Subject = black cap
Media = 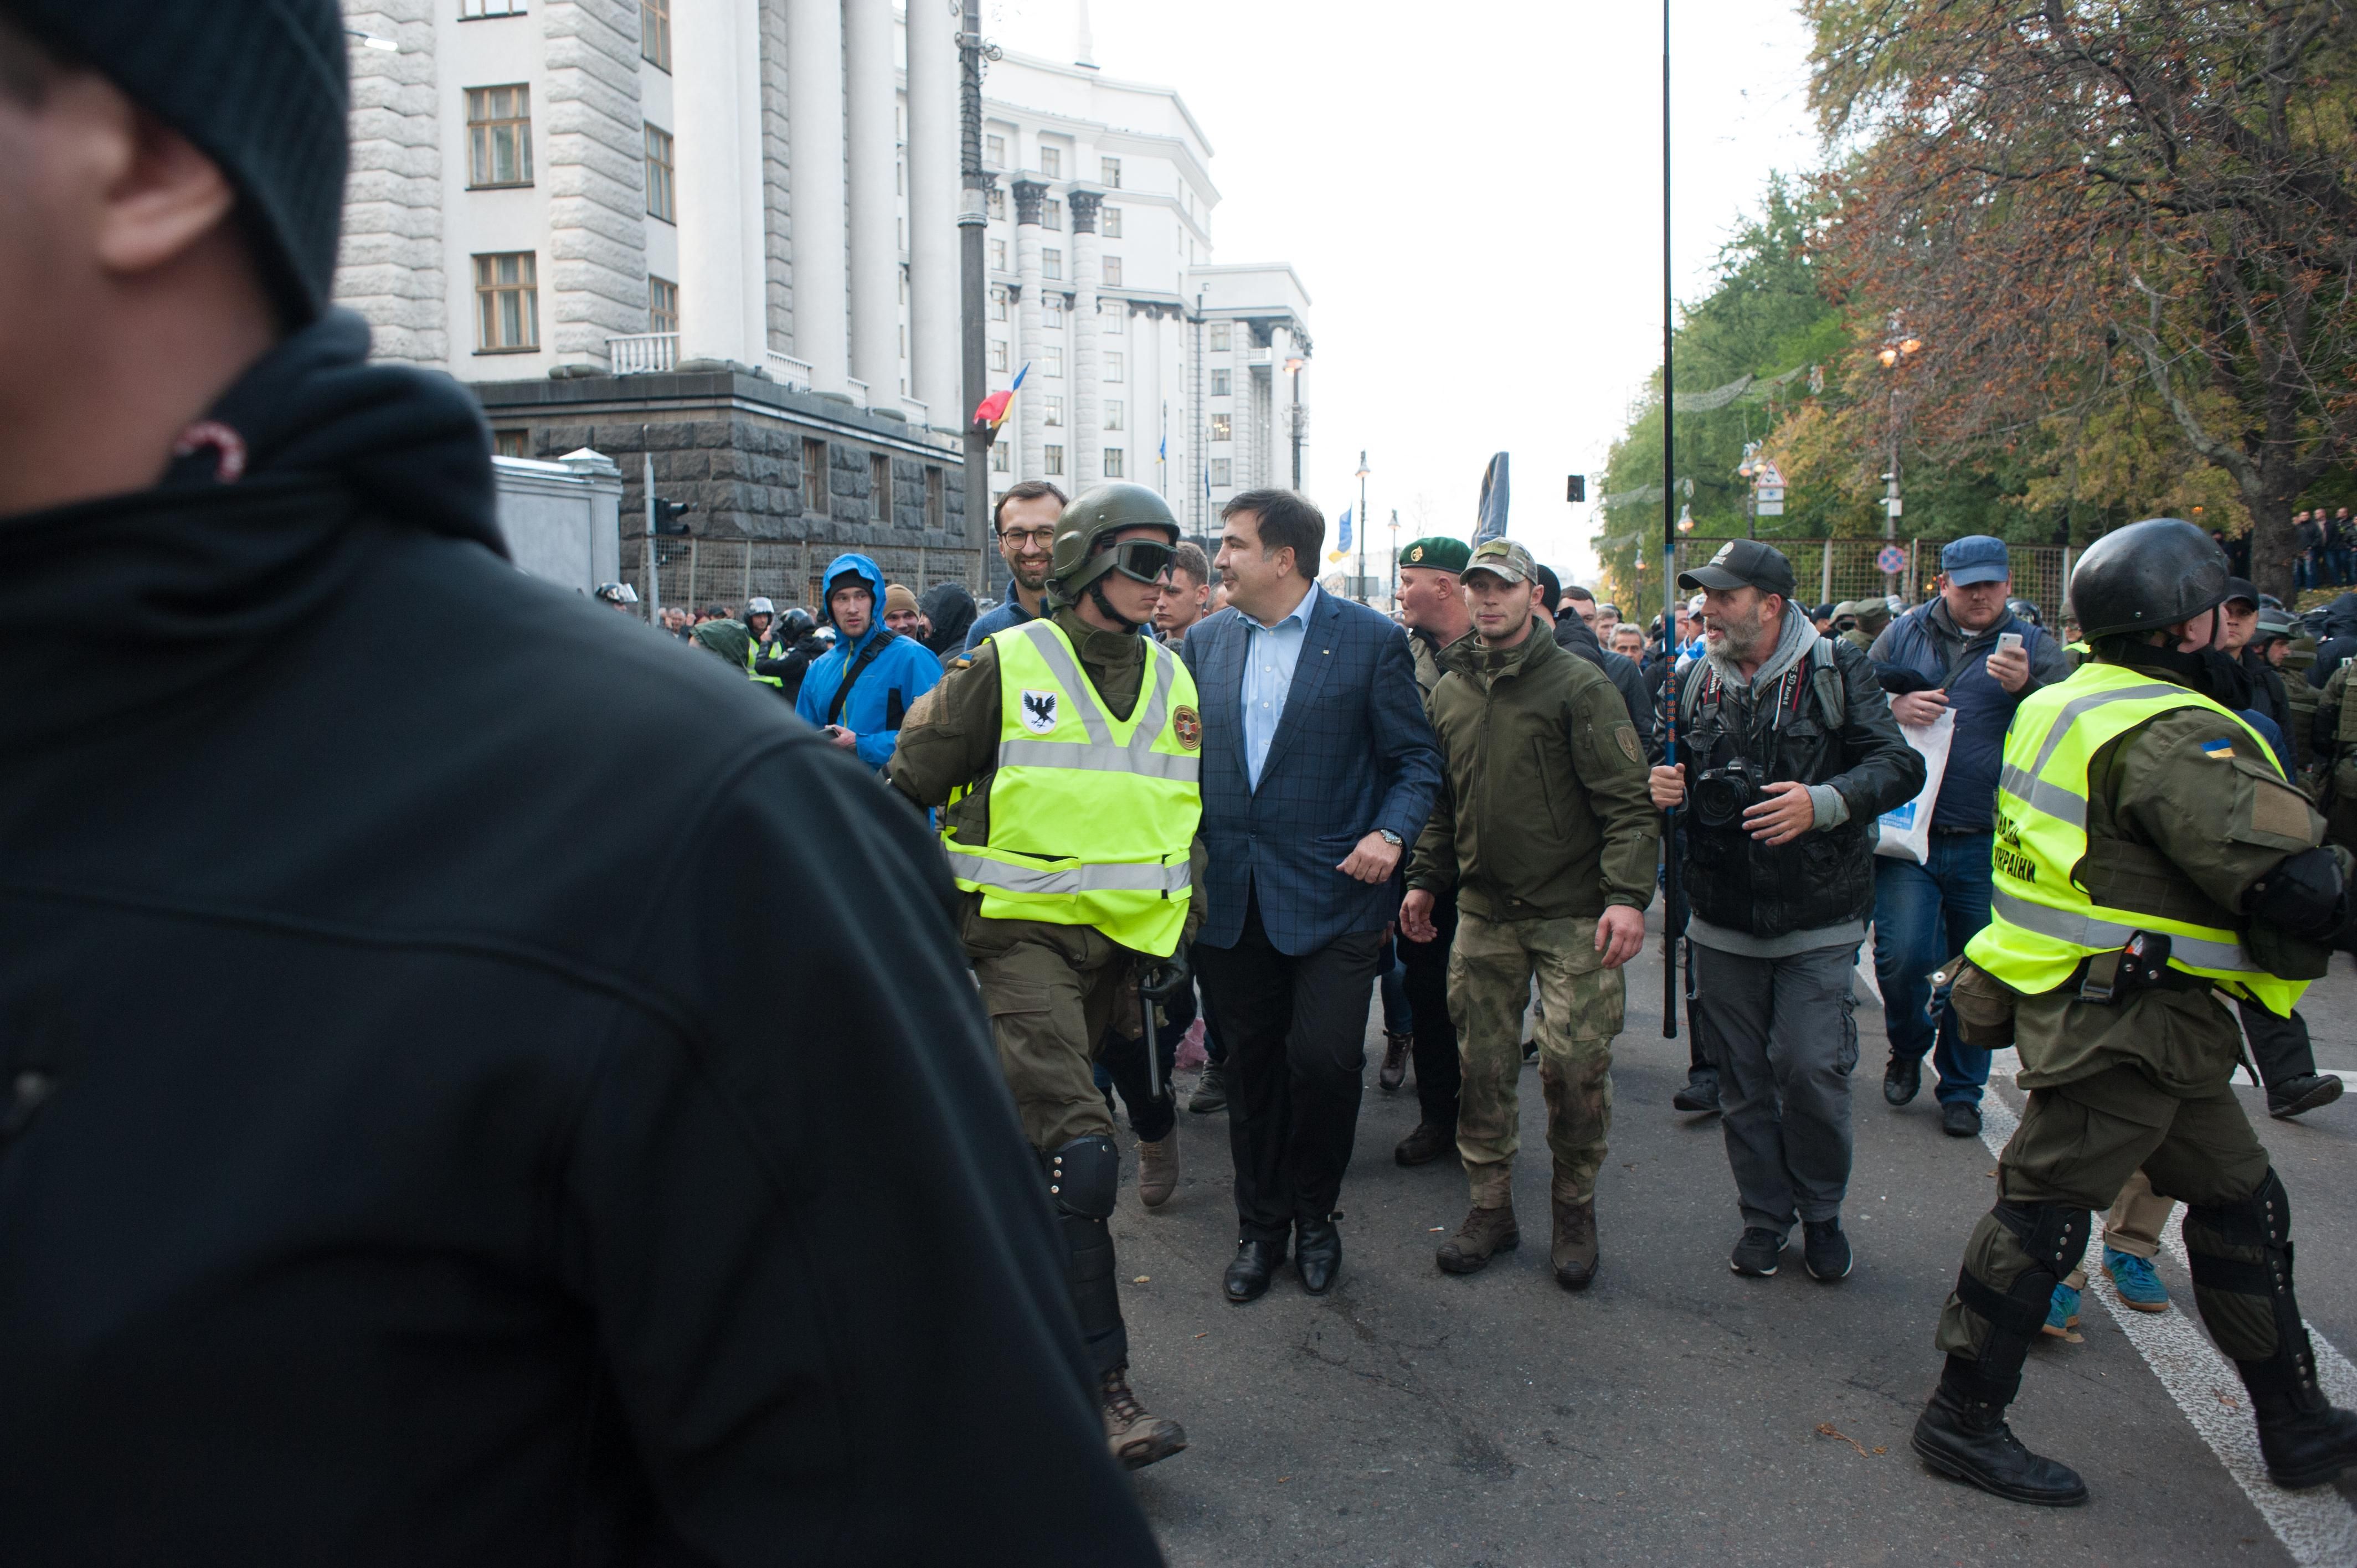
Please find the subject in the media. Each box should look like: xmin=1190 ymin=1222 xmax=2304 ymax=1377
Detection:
xmin=2222 ymin=577 xmax=2259 ymax=609
xmin=1678 ymin=538 xmax=1798 ymax=599
xmin=6 ymin=0 xmax=352 ymax=324
xmin=1530 ymin=563 xmax=1562 ymax=610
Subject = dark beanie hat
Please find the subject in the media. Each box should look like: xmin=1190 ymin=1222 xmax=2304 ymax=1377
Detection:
xmin=3 ymin=0 xmax=351 ymax=323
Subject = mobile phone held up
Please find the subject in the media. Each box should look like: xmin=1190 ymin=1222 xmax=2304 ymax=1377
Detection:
xmin=1996 ymin=632 xmax=2024 ymax=656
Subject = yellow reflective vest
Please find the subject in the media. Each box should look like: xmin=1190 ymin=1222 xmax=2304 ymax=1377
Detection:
xmin=745 ymin=636 xmax=783 ymax=690
xmin=1965 ymin=661 xmax=2308 ymax=1017
xmin=942 ymin=619 xmax=1203 ymax=957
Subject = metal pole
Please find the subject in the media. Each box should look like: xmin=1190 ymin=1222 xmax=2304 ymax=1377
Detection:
xmin=1388 ymin=509 xmax=1399 ymax=610
xmin=1356 ymin=450 xmax=1368 ymax=604
xmin=643 ymin=446 xmax=662 ymax=625
xmin=958 ymin=0 xmax=993 ymax=599
xmin=1288 ymin=368 xmax=1303 ymax=489
xmin=1659 ymin=0 xmax=1680 ymax=1041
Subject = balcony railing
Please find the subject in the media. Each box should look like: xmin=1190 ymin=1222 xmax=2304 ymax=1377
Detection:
xmin=847 ymin=376 xmax=871 ymax=408
xmin=606 ymin=332 xmax=679 ymax=374
xmin=900 ymin=395 xmax=931 ymax=426
xmin=765 ymin=351 xmax=815 ymax=390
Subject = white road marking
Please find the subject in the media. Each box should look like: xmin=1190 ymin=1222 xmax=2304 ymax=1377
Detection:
xmin=1978 ymin=1053 xmax=2357 ymax=1562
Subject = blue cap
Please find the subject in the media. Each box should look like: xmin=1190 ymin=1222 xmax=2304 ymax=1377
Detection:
xmin=1941 ymin=535 xmax=2011 ymax=586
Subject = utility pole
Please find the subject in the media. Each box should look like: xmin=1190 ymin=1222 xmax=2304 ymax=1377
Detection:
xmin=958 ymin=0 xmax=996 ymax=598
xmin=1658 ymin=0 xmax=1681 ymax=1042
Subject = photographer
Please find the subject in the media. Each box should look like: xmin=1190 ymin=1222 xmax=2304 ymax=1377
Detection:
xmin=1647 ymin=541 xmax=1924 ymax=1283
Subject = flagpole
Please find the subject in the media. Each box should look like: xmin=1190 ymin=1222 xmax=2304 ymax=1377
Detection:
xmin=1659 ymin=0 xmax=1681 ymax=1041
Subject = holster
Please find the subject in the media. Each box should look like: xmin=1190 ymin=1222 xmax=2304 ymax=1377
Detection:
xmin=1941 ymin=957 xmax=2018 ymax=1049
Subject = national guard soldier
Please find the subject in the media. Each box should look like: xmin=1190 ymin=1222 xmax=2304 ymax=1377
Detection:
xmin=1914 ymin=518 xmax=2357 ymax=1504
xmin=888 ymin=483 xmax=1205 ymax=1470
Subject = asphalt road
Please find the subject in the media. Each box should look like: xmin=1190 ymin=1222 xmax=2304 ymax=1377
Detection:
xmin=1109 ymin=909 xmax=2357 ymax=1567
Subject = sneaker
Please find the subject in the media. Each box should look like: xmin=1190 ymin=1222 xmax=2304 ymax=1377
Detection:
xmin=2103 ymin=1245 xmax=2169 ymax=1311
xmin=1884 ymin=1053 xmax=1922 ymax=1107
xmin=1186 ymin=1064 xmax=1228 ymax=1116
xmin=1803 ymin=1219 xmax=1852 ymax=1282
xmin=1671 ymin=1075 xmax=1721 ymax=1114
xmin=2042 ymin=1282 xmax=2082 ymax=1338
xmin=1730 ymin=1226 xmax=1786 ymax=1277
xmin=1942 ymin=1100 xmax=1983 ymax=1139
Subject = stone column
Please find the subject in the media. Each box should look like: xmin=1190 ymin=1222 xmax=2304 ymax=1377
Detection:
xmin=904 ymin=0 xmax=960 ymax=421
xmin=543 ymin=0 xmax=650 ymax=370
xmin=1069 ymin=188 xmax=1103 ymax=490
xmin=1012 ymin=177 xmax=1047 ymax=482
xmin=674 ymin=0 xmax=761 ymax=364
xmin=843 ymin=0 xmax=898 ymax=405
xmin=785 ymin=0 xmax=850 ymax=393
xmin=335 ymin=0 xmax=444 ymax=366
xmin=1267 ymin=326 xmax=1291 ymax=491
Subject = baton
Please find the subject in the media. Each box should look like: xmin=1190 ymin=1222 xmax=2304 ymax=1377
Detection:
xmin=1141 ymin=971 xmax=1170 ymax=1108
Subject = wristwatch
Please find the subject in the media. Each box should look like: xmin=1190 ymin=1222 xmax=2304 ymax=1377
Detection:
xmin=1378 ymin=829 xmax=1403 ymax=847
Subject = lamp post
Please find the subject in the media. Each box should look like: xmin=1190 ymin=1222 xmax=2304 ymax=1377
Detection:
xmin=1354 ymin=450 xmax=1370 ymax=604
xmin=1284 ymin=352 xmax=1307 ymax=489
xmin=1876 ymin=333 xmax=1922 ymax=597
xmin=959 ymin=1 xmax=1000 ymax=601
xmin=1387 ymin=509 xmax=1400 ymax=611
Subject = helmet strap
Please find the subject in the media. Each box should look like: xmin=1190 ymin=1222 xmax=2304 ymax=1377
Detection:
xmin=1086 ymin=576 xmax=1146 ymax=631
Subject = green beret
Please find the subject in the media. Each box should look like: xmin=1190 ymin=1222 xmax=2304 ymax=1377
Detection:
xmin=1398 ymin=537 xmax=1471 ymax=572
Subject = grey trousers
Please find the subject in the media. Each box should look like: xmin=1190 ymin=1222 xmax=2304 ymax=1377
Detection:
xmin=1690 ymin=940 xmax=1860 ymax=1232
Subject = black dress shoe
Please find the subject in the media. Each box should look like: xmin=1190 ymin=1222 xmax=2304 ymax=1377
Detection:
xmin=1884 ymin=1053 xmax=1922 ymax=1107
xmin=1295 ymin=1218 xmax=1342 ymax=1295
xmin=1223 ymin=1238 xmax=1284 ymax=1304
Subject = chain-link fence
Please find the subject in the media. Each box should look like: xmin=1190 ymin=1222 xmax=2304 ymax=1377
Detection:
xmin=619 ymin=537 xmax=987 ymax=616
xmin=1671 ymin=538 xmax=2074 ymax=620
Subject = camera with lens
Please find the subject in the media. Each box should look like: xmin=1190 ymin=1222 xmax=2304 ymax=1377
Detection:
xmin=1691 ymin=758 xmax=1760 ymax=828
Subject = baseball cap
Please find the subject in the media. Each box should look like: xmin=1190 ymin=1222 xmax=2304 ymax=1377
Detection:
xmin=1464 ymin=539 xmax=1535 ymax=585
xmin=1398 ymin=537 xmax=1471 ymax=572
xmin=2222 ymin=577 xmax=2259 ymax=610
xmin=1530 ymin=563 xmax=1563 ymax=609
xmin=1940 ymin=535 xmax=2011 ymax=586
xmin=1677 ymin=538 xmax=1797 ymax=597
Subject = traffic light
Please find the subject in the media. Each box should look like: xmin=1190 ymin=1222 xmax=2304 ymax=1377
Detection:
xmin=1566 ymin=474 xmax=1587 ymax=503
xmin=652 ymin=497 xmax=694 ymax=535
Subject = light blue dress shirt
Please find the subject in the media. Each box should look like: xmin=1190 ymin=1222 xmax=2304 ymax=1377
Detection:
xmin=1240 ymin=581 xmax=1321 ymax=790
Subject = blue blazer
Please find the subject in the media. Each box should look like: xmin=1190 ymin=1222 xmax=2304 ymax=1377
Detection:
xmin=1182 ymin=592 xmax=1441 ymax=956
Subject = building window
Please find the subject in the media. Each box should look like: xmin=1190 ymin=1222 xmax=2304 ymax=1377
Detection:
xmin=1102 ymin=448 xmax=1125 ymax=478
xmin=1210 ymin=412 xmax=1232 ymax=442
xmin=1210 ymin=321 xmax=1231 ymax=352
xmin=472 ymin=251 xmax=539 ymax=351
xmin=1046 ymin=345 xmax=1064 ymax=377
xmin=1101 ymin=156 xmax=1122 ymax=187
xmin=1044 ymin=395 xmax=1063 ymax=427
xmin=644 ymin=123 xmax=676 ymax=222
xmin=461 ymin=0 xmax=526 ymax=17
xmin=1104 ymin=352 xmax=1123 ymax=383
xmin=646 ymin=276 xmax=678 ymax=334
xmin=492 ymin=429 xmax=530 ymax=456
xmin=465 ymin=86 xmax=533 ymax=187
xmin=1039 ymin=145 xmax=1061 ymax=178
xmin=1103 ymin=306 xmax=1123 ymax=335
xmin=985 ymin=133 xmax=1006 ymax=167
xmin=990 ymin=238 xmax=1008 ymax=271
xmin=989 ymin=285 xmax=1007 ymax=322
xmin=989 ymin=340 xmax=1008 ymax=373
xmin=1210 ymin=458 xmax=1232 ymax=487
xmin=1102 ymin=205 xmax=1123 ymax=239
xmin=1044 ymin=291 xmax=1063 ymax=319
xmin=925 ymin=466 xmax=945 ymax=529
xmin=992 ymin=443 xmax=1011 ymax=473
xmin=987 ymin=187 xmax=1005 ymax=220
xmin=1044 ymin=445 xmax=1065 ymax=476
xmin=641 ymin=0 xmax=671 ymax=70
xmin=1044 ymin=198 xmax=1063 ymax=231
xmin=871 ymin=453 xmax=891 ymax=518
xmin=1102 ymin=256 xmax=1124 ymax=288
xmin=1210 ymin=368 xmax=1231 ymax=396
xmin=1043 ymin=248 xmax=1062 ymax=281
xmin=802 ymin=439 xmax=828 ymax=514
xmin=1104 ymin=400 xmax=1123 ymax=431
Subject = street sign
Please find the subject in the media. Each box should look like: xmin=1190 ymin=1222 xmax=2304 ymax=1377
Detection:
xmin=1885 ymin=496 xmax=1905 ymax=519
xmin=1876 ymin=544 xmax=1907 ymax=575
xmin=1752 ymin=460 xmax=1785 ymax=488
xmin=1756 ymin=500 xmax=1784 ymax=516
xmin=1755 ymin=485 xmax=1785 ymax=503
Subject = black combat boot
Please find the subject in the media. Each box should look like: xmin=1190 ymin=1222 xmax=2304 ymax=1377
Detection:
xmin=1912 ymin=1355 xmax=2088 ymax=1506
xmin=2239 ymin=1355 xmax=2357 ymax=1489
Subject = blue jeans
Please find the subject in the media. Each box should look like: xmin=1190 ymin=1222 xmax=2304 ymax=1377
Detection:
xmin=1872 ymin=831 xmax=1994 ymax=1106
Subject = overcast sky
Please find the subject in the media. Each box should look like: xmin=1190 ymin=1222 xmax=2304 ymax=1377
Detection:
xmin=985 ymin=0 xmax=1822 ymax=595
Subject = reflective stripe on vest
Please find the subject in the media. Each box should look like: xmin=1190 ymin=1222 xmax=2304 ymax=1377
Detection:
xmin=745 ymin=637 xmax=783 ymax=689
xmin=943 ymin=618 xmax=1202 ymax=957
xmin=1963 ymin=661 xmax=2306 ymax=1016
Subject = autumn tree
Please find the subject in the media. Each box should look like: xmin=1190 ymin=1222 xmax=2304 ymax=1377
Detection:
xmin=1804 ymin=0 xmax=2357 ymax=599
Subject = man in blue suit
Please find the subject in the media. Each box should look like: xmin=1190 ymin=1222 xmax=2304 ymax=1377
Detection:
xmin=1182 ymin=490 xmax=1442 ymax=1303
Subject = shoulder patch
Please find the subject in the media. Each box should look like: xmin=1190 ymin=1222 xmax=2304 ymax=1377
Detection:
xmin=2200 ymin=739 xmax=2236 ymax=760
xmin=1614 ymin=724 xmax=1643 ymax=765
xmin=949 ymin=654 xmax=974 ymax=672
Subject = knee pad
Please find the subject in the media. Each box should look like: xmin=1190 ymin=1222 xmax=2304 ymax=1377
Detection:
xmin=2186 ymin=1169 xmax=2304 ymax=1366
xmin=1957 ymin=1202 xmax=2091 ymax=1343
xmin=1044 ymin=1133 xmax=1120 ymax=1220
xmin=2186 ymin=1167 xmax=2291 ymax=1255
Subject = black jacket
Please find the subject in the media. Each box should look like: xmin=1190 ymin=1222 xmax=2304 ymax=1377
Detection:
xmin=1552 ymin=613 xmax=1654 ymax=751
xmin=0 ymin=312 xmax=1156 ymax=1565
xmin=1660 ymin=628 xmax=1924 ymax=938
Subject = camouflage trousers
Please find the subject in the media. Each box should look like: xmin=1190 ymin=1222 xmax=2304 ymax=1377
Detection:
xmin=1448 ymin=910 xmax=1624 ymax=1209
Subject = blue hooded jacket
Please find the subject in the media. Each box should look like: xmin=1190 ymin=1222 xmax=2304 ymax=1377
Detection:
xmin=794 ymin=552 xmax=943 ymax=770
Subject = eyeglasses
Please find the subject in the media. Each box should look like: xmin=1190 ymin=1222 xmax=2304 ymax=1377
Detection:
xmin=1000 ymin=527 xmax=1057 ymax=549
xmin=1100 ymin=538 xmax=1176 ymax=584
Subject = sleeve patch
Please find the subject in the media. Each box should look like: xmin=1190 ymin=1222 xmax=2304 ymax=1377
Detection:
xmin=2200 ymin=739 xmax=2236 ymax=759
xmin=1614 ymin=724 xmax=1643 ymax=765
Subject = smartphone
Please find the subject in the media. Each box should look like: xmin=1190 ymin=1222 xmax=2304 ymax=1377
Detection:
xmin=1996 ymin=632 xmax=2024 ymax=656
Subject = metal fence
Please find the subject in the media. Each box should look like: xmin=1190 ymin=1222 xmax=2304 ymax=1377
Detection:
xmin=619 ymin=537 xmax=987 ymax=616
xmin=1671 ymin=538 xmax=2075 ymax=620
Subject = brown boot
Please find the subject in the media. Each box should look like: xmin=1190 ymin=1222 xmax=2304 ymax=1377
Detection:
xmin=1102 ymin=1366 xmax=1187 ymax=1469
xmin=1436 ymin=1203 xmax=1519 ymax=1275
xmin=1395 ymin=1120 xmax=1452 ymax=1167
xmin=1378 ymin=1030 xmax=1412 ymax=1092
xmin=1136 ymin=1133 xmax=1179 ymax=1209
xmin=1551 ymin=1195 xmax=1599 ymax=1291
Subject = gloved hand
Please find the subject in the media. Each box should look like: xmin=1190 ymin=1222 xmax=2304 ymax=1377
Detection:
xmin=1139 ymin=950 xmax=1191 ymax=1005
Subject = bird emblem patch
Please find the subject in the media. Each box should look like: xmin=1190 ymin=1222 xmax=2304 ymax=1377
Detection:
xmin=1173 ymin=705 xmax=1202 ymax=750
xmin=1019 ymin=689 xmax=1059 ymax=734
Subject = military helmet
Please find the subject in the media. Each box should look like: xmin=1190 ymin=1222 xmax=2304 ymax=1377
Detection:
xmin=2005 ymin=596 xmax=2042 ymax=627
xmin=2068 ymin=517 xmax=2229 ymax=641
xmin=2254 ymin=606 xmax=2298 ymax=643
xmin=1048 ymin=483 xmax=1182 ymax=604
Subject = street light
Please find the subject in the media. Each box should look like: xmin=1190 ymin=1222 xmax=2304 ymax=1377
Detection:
xmin=1354 ymin=451 xmax=1370 ymax=604
xmin=1284 ymin=350 xmax=1306 ymax=489
xmin=1877 ymin=333 xmax=1924 ymax=594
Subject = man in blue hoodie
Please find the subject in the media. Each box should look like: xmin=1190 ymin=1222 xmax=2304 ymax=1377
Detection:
xmin=796 ymin=552 xmax=943 ymax=770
